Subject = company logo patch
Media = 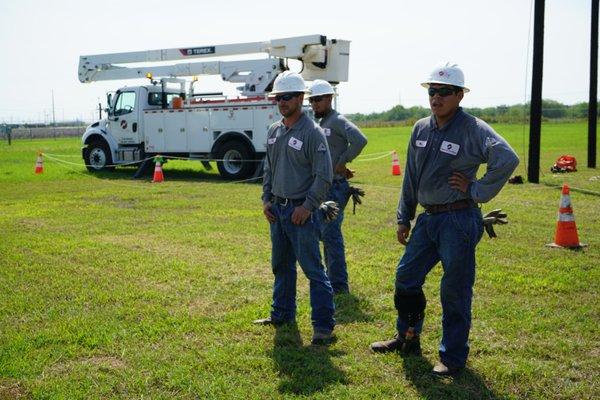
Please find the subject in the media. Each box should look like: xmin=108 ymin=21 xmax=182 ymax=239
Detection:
xmin=268 ymin=138 xmax=277 ymax=145
xmin=416 ymin=140 xmax=427 ymax=148
xmin=323 ymin=128 xmax=331 ymax=136
xmin=288 ymin=137 xmax=303 ymax=151
xmin=440 ymin=140 xmax=460 ymax=156
xmin=317 ymin=143 xmax=327 ymax=152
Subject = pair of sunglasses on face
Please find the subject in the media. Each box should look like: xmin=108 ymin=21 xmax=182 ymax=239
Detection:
xmin=274 ymin=92 xmax=302 ymax=102
xmin=428 ymin=87 xmax=459 ymax=97
xmin=308 ymin=95 xmax=326 ymax=103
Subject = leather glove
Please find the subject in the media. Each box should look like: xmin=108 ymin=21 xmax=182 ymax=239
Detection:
xmin=482 ymin=209 xmax=508 ymax=238
xmin=319 ymin=201 xmax=340 ymax=222
xmin=348 ymin=186 xmax=365 ymax=215
xmin=344 ymin=168 xmax=355 ymax=179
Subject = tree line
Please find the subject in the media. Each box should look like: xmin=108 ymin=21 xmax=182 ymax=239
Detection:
xmin=346 ymin=100 xmax=597 ymax=126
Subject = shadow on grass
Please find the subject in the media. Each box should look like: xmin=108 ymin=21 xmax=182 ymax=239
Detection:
xmin=400 ymin=355 xmax=506 ymax=400
xmin=270 ymin=323 xmax=347 ymax=396
xmin=83 ymin=165 xmax=261 ymax=184
xmin=334 ymin=292 xmax=374 ymax=324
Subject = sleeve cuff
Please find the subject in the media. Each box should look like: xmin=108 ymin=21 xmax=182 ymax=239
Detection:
xmin=302 ymin=200 xmax=316 ymax=212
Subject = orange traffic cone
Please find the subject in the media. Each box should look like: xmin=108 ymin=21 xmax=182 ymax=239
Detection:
xmin=34 ymin=152 xmax=44 ymax=174
xmin=546 ymin=184 xmax=586 ymax=249
xmin=152 ymin=157 xmax=164 ymax=183
xmin=391 ymin=151 xmax=401 ymax=176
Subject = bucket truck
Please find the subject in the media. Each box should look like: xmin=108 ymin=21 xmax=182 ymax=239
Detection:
xmin=78 ymin=35 xmax=350 ymax=179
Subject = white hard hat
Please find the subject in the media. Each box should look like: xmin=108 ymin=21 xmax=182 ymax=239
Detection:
xmin=421 ymin=63 xmax=470 ymax=92
xmin=307 ymin=79 xmax=335 ymax=98
xmin=269 ymin=71 xmax=308 ymax=95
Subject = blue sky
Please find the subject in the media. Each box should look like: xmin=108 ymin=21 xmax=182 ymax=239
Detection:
xmin=0 ymin=0 xmax=596 ymax=123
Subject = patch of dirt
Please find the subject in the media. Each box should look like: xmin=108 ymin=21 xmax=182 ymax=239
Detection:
xmin=46 ymin=355 xmax=126 ymax=375
xmin=0 ymin=380 xmax=29 ymax=400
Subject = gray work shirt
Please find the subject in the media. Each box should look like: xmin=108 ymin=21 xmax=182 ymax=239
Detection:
xmin=262 ymin=113 xmax=333 ymax=211
xmin=397 ymin=108 xmax=519 ymax=227
xmin=319 ymin=110 xmax=368 ymax=179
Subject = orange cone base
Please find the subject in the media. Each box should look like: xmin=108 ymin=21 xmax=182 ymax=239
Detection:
xmin=545 ymin=242 xmax=587 ymax=250
xmin=152 ymin=172 xmax=164 ymax=183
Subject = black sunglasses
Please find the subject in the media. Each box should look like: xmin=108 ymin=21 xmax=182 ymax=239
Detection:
xmin=308 ymin=95 xmax=326 ymax=103
xmin=428 ymin=87 xmax=458 ymax=97
xmin=274 ymin=92 xmax=302 ymax=102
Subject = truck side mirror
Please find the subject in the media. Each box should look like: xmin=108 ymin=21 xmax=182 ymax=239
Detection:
xmin=106 ymin=93 xmax=113 ymax=116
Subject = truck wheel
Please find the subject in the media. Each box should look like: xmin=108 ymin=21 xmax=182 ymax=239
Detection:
xmin=216 ymin=141 xmax=255 ymax=180
xmin=84 ymin=140 xmax=114 ymax=172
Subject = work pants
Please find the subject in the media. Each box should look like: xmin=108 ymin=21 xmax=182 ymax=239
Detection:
xmin=395 ymin=207 xmax=484 ymax=368
xmin=269 ymin=202 xmax=336 ymax=333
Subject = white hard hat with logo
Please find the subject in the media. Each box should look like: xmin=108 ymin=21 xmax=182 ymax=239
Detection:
xmin=269 ymin=71 xmax=308 ymax=95
xmin=307 ymin=79 xmax=336 ymax=98
xmin=421 ymin=63 xmax=470 ymax=92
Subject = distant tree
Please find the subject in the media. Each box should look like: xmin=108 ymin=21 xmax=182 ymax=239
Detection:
xmin=346 ymin=99 xmax=595 ymax=125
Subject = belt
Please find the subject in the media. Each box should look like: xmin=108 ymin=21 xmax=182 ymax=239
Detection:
xmin=272 ymin=196 xmax=305 ymax=206
xmin=423 ymin=199 xmax=476 ymax=214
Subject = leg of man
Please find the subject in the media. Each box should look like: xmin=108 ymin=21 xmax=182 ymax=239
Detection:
xmin=269 ymin=203 xmax=298 ymax=323
xmin=395 ymin=213 xmax=440 ymax=336
xmin=371 ymin=213 xmax=439 ymax=353
xmin=435 ymin=208 xmax=484 ymax=369
xmin=288 ymin=212 xmax=335 ymax=333
xmin=320 ymin=179 xmax=350 ymax=294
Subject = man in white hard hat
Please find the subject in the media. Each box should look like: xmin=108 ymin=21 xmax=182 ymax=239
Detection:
xmin=307 ymin=79 xmax=368 ymax=294
xmin=370 ymin=63 xmax=519 ymax=376
xmin=255 ymin=71 xmax=336 ymax=344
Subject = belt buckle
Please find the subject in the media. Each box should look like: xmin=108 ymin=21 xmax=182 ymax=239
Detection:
xmin=280 ymin=198 xmax=289 ymax=206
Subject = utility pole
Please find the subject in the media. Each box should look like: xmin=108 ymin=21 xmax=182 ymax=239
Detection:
xmin=528 ymin=0 xmax=545 ymax=183
xmin=52 ymin=90 xmax=57 ymax=139
xmin=589 ymin=0 xmax=598 ymax=168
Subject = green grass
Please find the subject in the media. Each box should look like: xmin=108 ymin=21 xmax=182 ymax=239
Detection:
xmin=0 ymin=121 xmax=599 ymax=399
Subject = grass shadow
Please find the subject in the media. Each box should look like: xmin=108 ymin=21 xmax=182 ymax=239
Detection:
xmin=270 ymin=323 xmax=347 ymax=395
xmin=400 ymin=355 xmax=507 ymax=400
xmin=85 ymin=164 xmax=261 ymax=184
xmin=334 ymin=292 xmax=374 ymax=324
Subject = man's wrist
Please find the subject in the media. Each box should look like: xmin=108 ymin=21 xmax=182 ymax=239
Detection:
xmin=301 ymin=201 xmax=315 ymax=212
xmin=397 ymin=220 xmax=411 ymax=229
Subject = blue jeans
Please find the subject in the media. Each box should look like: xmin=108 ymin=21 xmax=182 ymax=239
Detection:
xmin=317 ymin=179 xmax=350 ymax=293
xmin=269 ymin=202 xmax=335 ymax=332
xmin=395 ymin=207 xmax=484 ymax=368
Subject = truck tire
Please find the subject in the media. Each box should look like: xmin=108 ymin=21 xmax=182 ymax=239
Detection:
xmin=84 ymin=140 xmax=114 ymax=172
xmin=216 ymin=141 xmax=256 ymax=180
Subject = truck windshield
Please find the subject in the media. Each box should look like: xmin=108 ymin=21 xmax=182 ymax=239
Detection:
xmin=148 ymin=93 xmax=180 ymax=106
xmin=113 ymin=92 xmax=136 ymax=116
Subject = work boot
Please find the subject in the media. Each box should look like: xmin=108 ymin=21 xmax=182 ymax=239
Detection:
xmin=311 ymin=330 xmax=336 ymax=345
xmin=252 ymin=316 xmax=290 ymax=327
xmin=370 ymin=333 xmax=421 ymax=355
xmin=432 ymin=361 xmax=462 ymax=376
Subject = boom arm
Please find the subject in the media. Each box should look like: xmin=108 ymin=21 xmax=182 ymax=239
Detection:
xmin=78 ymin=35 xmax=350 ymax=95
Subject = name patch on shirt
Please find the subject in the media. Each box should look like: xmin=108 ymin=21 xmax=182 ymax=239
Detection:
xmin=267 ymin=138 xmax=277 ymax=145
xmin=440 ymin=141 xmax=460 ymax=156
xmin=416 ymin=140 xmax=427 ymax=148
xmin=323 ymin=128 xmax=331 ymax=136
xmin=288 ymin=137 xmax=303 ymax=150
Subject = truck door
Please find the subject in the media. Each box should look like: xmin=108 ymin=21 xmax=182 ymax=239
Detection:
xmin=109 ymin=90 xmax=139 ymax=145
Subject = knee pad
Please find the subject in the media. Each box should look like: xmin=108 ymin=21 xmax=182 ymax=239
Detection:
xmin=394 ymin=290 xmax=426 ymax=327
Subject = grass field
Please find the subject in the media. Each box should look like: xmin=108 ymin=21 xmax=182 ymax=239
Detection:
xmin=1 ymin=121 xmax=599 ymax=399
